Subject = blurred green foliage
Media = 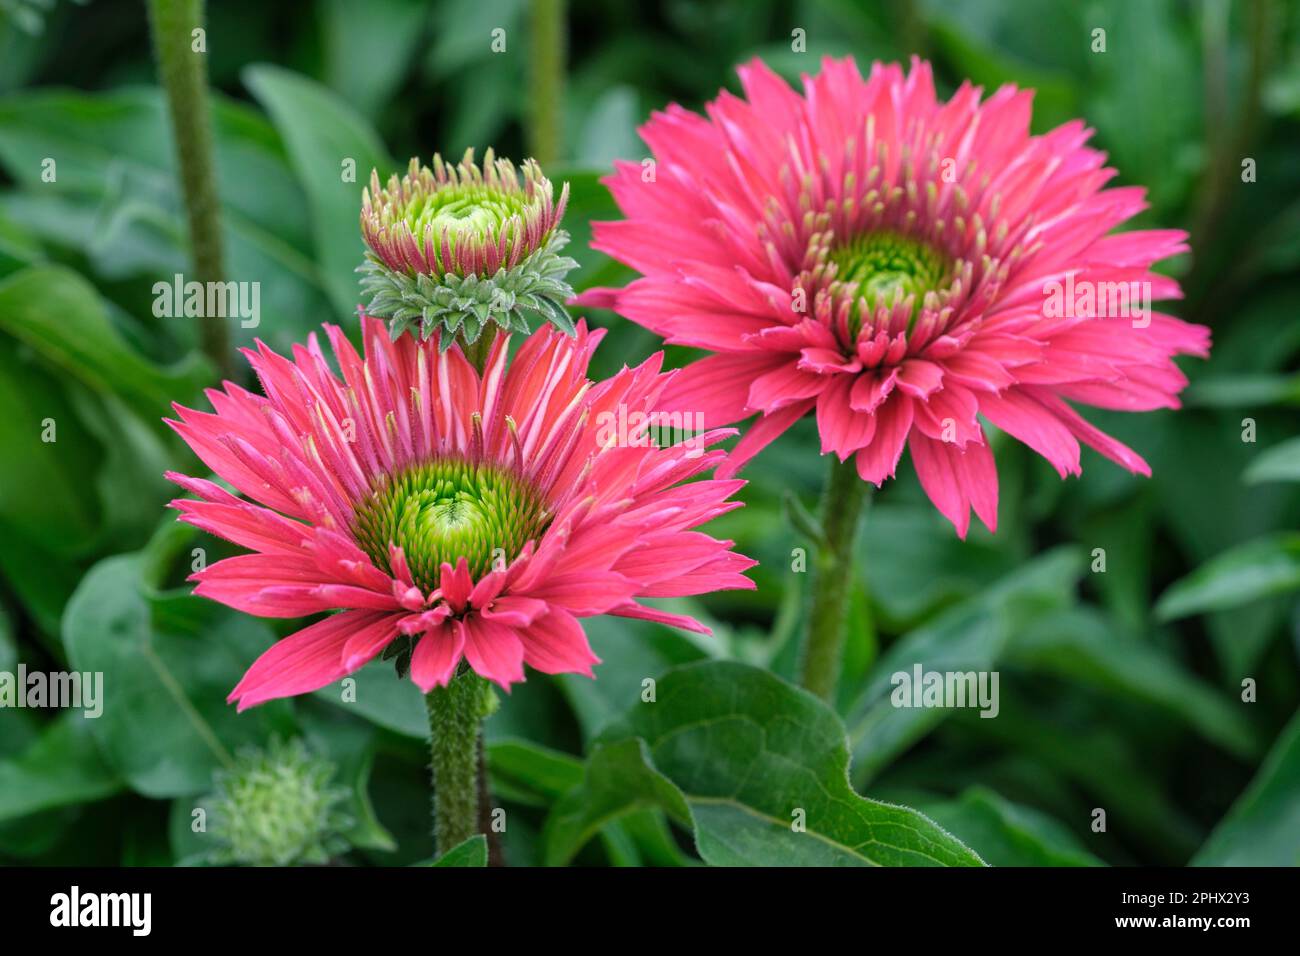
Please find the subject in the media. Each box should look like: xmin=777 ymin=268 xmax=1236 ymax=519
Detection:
xmin=0 ymin=0 xmax=1298 ymax=867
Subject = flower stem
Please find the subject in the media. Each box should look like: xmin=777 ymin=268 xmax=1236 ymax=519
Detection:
xmin=527 ymin=0 xmax=565 ymax=166
xmin=799 ymin=457 xmax=870 ymax=701
xmin=146 ymin=0 xmax=231 ymax=379
xmin=425 ymin=668 xmax=489 ymax=855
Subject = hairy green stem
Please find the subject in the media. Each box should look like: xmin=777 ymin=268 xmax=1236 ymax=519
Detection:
xmin=527 ymin=0 xmax=565 ymax=166
xmin=425 ymin=667 xmax=488 ymax=854
xmin=146 ymin=0 xmax=231 ymax=378
xmin=799 ymin=457 xmax=870 ymax=701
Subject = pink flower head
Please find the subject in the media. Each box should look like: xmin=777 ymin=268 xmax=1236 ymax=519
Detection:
xmin=165 ymin=319 xmax=755 ymax=709
xmin=576 ymin=56 xmax=1210 ymax=537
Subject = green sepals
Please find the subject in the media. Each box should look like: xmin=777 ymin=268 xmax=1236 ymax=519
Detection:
xmin=359 ymin=230 xmax=579 ymax=350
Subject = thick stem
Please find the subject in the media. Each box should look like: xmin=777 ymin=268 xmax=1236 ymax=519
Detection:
xmin=146 ymin=0 xmax=231 ymax=378
xmin=799 ymin=457 xmax=870 ymax=701
xmin=527 ymin=0 xmax=565 ymax=166
xmin=425 ymin=668 xmax=488 ymax=855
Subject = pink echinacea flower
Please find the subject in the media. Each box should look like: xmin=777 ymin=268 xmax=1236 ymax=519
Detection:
xmin=166 ymin=318 xmax=755 ymax=708
xmin=576 ymin=56 xmax=1210 ymax=536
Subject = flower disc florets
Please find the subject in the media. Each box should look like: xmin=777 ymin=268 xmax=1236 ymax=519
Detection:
xmin=359 ymin=148 xmax=577 ymax=348
xmin=351 ymin=458 xmax=551 ymax=590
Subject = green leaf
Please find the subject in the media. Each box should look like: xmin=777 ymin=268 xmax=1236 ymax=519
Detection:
xmin=486 ymin=738 xmax=584 ymax=808
xmin=547 ymin=168 xmax=625 ymax=289
xmin=421 ymin=834 xmax=488 ymax=867
xmin=0 ymin=603 xmax=13 ymax=674
xmin=1185 ymin=373 xmax=1300 ymax=408
xmin=0 ymin=518 xmax=81 ymax=638
xmin=0 ymin=87 xmax=334 ymax=352
xmin=298 ymin=701 xmax=396 ymax=853
xmin=1193 ymin=709 xmax=1300 ymax=866
xmin=0 ymin=711 xmax=122 ymax=822
xmin=1245 ymin=436 xmax=1300 ymax=484
xmin=574 ymin=86 xmax=643 ymax=168
xmin=0 ymin=340 xmax=103 ymax=556
xmin=0 ymin=264 xmax=212 ymax=429
xmin=320 ymin=0 xmax=427 ymax=117
xmin=917 ymin=787 xmax=1103 ymax=867
xmin=314 ymin=658 xmax=427 ymax=738
xmin=1156 ymin=533 xmax=1300 ymax=620
xmin=845 ymin=547 xmax=1083 ymax=783
xmin=63 ymin=554 xmax=292 ymax=797
xmin=243 ymin=64 xmax=394 ymax=320
xmin=545 ymin=660 xmax=984 ymax=867
xmin=1007 ymin=607 xmax=1262 ymax=760
xmin=859 ymin=503 xmax=1023 ymax=627
xmin=556 ymin=614 xmax=710 ymax=741
xmin=1084 ymin=0 xmax=1200 ymax=216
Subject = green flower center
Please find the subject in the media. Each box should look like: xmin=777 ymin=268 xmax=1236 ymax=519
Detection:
xmin=829 ymin=231 xmax=950 ymax=323
xmin=351 ymin=459 xmax=550 ymax=591
xmin=406 ymin=184 xmax=531 ymax=246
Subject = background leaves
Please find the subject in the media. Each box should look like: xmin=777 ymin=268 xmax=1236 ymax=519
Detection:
xmin=0 ymin=0 xmax=1296 ymax=867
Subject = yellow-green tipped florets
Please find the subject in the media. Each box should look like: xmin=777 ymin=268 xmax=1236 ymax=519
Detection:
xmin=351 ymin=458 xmax=551 ymax=591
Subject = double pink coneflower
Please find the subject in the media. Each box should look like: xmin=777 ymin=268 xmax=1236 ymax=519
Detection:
xmin=166 ymin=318 xmax=754 ymax=705
xmin=578 ymin=56 xmax=1209 ymax=537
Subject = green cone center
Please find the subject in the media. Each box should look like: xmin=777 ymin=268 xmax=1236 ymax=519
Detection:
xmin=829 ymin=231 xmax=950 ymax=318
xmin=351 ymin=459 xmax=550 ymax=591
xmin=406 ymin=184 xmax=530 ymax=242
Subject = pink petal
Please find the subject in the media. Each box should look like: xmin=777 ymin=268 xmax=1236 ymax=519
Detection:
xmin=517 ymin=609 xmax=600 ymax=677
xmin=409 ymin=620 xmax=465 ymax=692
xmin=459 ymin=616 xmax=526 ymax=689
xmin=228 ymin=611 xmax=398 ymax=711
xmin=854 ymin=395 xmax=914 ymax=484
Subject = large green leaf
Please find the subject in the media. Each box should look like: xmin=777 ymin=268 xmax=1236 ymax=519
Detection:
xmin=0 ymin=87 xmax=333 ymax=352
xmin=0 ymin=264 xmax=211 ymax=424
xmin=298 ymin=701 xmax=396 ymax=853
xmin=243 ymin=64 xmax=394 ymax=320
xmin=487 ymin=738 xmax=584 ymax=808
xmin=1193 ymin=709 xmax=1300 ymax=866
xmin=63 ymin=554 xmax=292 ymax=797
xmin=556 ymin=613 xmax=711 ymax=741
xmin=1085 ymin=0 xmax=1200 ymax=216
xmin=0 ymin=340 xmax=103 ymax=556
xmin=1156 ymin=533 xmax=1300 ymax=620
xmin=320 ymin=0 xmax=427 ymax=118
xmin=859 ymin=502 xmax=1023 ymax=627
xmin=845 ymin=547 xmax=1083 ymax=783
xmin=1185 ymin=374 xmax=1300 ymax=408
xmin=545 ymin=660 xmax=984 ymax=866
xmin=1245 ymin=436 xmax=1300 ymax=484
xmin=314 ymin=659 xmax=428 ymax=739
xmin=1007 ymin=607 xmax=1262 ymax=760
xmin=0 ymin=711 xmax=121 ymax=822
xmin=917 ymin=787 xmax=1103 ymax=867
